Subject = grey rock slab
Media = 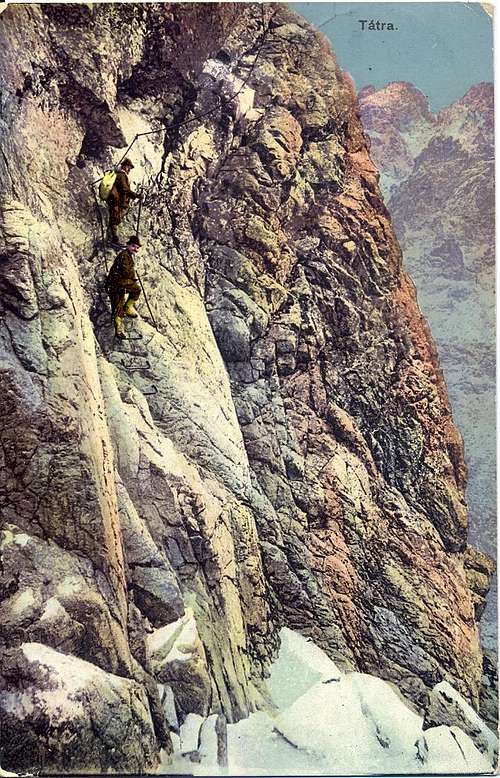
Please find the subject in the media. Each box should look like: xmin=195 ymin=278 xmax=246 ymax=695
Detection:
xmin=423 ymin=680 xmax=499 ymax=764
xmin=0 ymin=642 xmax=158 ymax=775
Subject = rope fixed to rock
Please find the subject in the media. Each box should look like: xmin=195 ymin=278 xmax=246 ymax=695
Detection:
xmin=92 ymin=186 xmax=109 ymax=274
xmin=91 ymin=5 xmax=272 ymax=187
xmin=91 ymin=6 xmax=273 ymax=347
xmin=131 ymin=183 xmax=158 ymax=332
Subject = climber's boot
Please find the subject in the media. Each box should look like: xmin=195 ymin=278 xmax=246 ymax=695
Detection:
xmin=124 ymin=299 xmax=139 ymax=318
xmin=107 ymin=227 xmax=124 ymax=250
xmin=114 ymin=315 xmax=126 ymax=339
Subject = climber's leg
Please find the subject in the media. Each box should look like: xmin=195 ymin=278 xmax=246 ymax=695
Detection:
xmin=124 ymin=282 xmax=141 ymax=317
xmin=107 ymin=199 xmax=123 ymax=244
xmin=109 ymin=287 xmax=127 ymax=338
xmin=113 ymin=315 xmax=126 ymax=339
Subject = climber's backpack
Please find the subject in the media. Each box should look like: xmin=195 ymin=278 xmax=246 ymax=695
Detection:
xmin=99 ymin=169 xmax=117 ymax=201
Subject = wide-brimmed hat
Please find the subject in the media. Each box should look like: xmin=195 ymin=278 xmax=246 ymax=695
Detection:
xmin=122 ymin=158 xmax=135 ymax=169
xmin=127 ymin=235 xmax=142 ymax=247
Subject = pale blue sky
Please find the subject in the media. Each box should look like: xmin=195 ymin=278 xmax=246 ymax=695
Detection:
xmin=291 ymin=3 xmax=493 ymax=112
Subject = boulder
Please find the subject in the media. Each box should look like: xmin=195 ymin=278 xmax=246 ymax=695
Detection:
xmin=0 ymin=643 xmax=158 ymax=775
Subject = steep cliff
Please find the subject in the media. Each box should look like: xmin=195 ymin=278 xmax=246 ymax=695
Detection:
xmin=359 ymin=81 xmax=496 ymax=728
xmin=0 ymin=5 xmax=493 ymax=773
xmin=359 ymin=82 xmax=495 ymax=567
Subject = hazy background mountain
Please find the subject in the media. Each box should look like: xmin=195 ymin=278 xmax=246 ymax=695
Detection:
xmin=359 ymin=79 xmax=495 ymax=589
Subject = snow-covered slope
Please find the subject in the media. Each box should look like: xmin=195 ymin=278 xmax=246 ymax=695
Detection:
xmin=159 ymin=629 xmax=497 ymax=775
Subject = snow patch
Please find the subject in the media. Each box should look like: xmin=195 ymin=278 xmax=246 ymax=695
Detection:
xmin=147 ymin=614 xmax=186 ymax=657
xmin=225 ymin=711 xmax=326 ymax=776
xmin=13 ymin=533 xmax=30 ymax=547
xmin=204 ymin=59 xmax=262 ymax=121
xmin=400 ymin=120 xmax=436 ymax=158
xmin=40 ymin=596 xmax=66 ymax=622
xmin=55 ymin=576 xmax=84 ymax=596
xmin=268 ymin=626 xmax=341 ymax=708
xmin=160 ymin=628 xmax=497 ymax=775
xmin=431 ymin=680 xmax=498 ymax=763
xmin=420 ymin=725 xmax=492 ymax=773
xmin=146 ymin=608 xmax=198 ymax=665
xmin=198 ymin=714 xmax=219 ymax=763
xmin=1 ymin=691 xmax=35 ymax=718
xmin=273 ymin=675 xmax=401 ymax=772
xmin=179 ymin=712 xmax=204 ymax=753
xmin=23 ymin=643 xmax=105 ymax=691
xmin=157 ymin=683 xmax=178 ymax=732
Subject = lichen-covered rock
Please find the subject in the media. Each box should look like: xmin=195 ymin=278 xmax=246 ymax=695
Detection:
xmin=480 ymin=642 xmax=499 ymax=733
xmin=0 ymin=526 xmax=132 ymax=676
xmin=359 ymin=80 xmax=496 ymax=587
xmin=0 ymin=3 xmax=493 ymax=773
xmin=359 ymin=80 xmax=497 ymax=730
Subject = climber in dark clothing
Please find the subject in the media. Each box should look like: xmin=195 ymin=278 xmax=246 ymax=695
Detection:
xmin=106 ymin=235 xmax=142 ymax=339
xmin=106 ymin=158 xmax=140 ymax=245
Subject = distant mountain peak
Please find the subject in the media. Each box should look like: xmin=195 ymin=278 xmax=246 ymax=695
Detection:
xmin=359 ymin=81 xmax=434 ymax=126
xmin=359 ymin=84 xmax=496 ymax=734
xmin=437 ymin=81 xmax=493 ymax=125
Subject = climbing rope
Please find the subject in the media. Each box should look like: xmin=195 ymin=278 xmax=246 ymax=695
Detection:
xmin=131 ymin=179 xmax=160 ymax=334
xmin=91 ymin=6 xmax=272 ymax=353
xmin=135 ymin=266 xmax=158 ymax=332
xmin=135 ymin=182 xmax=144 ymax=237
xmin=91 ymin=5 xmax=272 ymax=187
xmin=91 ymin=186 xmax=109 ymax=274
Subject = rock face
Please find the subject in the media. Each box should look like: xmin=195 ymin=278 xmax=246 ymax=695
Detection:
xmin=359 ymin=80 xmax=496 ymax=728
xmin=359 ymin=81 xmax=495 ymax=570
xmin=0 ymin=5 xmax=493 ymax=773
xmin=1 ymin=642 xmax=159 ymax=774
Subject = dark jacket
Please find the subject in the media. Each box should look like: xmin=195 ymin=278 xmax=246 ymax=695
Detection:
xmin=106 ymin=249 xmax=137 ymax=290
xmin=109 ymin=170 xmax=139 ymax=208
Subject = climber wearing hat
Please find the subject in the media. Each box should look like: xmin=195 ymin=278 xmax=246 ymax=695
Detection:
xmin=106 ymin=158 xmax=140 ymax=246
xmin=106 ymin=236 xmax=142 ymax=339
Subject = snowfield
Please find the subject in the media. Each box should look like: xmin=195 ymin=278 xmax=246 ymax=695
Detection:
xmin=159 ymin=628 xmax=497 ymax=776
